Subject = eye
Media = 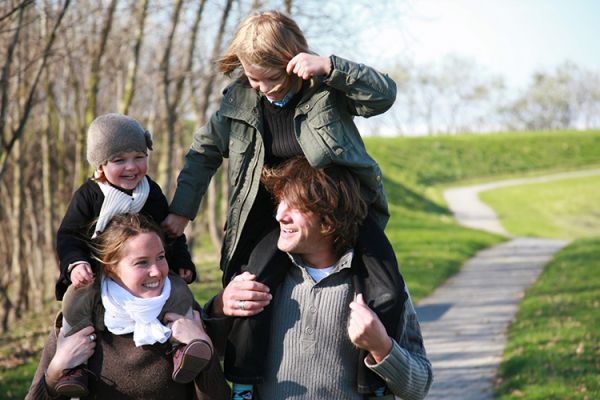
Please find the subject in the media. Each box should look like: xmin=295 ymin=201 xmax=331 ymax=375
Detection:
xmin=110 ymin=158 xmax=124 ymax=164
xmin=157 ymin=254 xmax=166 ymax=262
xmin=135 ymin=155 xmax=147 ymax=160
xmin=135 ymin=260 xmax=148 ymax=267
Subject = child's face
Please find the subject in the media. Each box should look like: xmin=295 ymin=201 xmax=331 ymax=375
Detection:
xmin=99 ymin=151 xmax=148 ymax=190
xmin=240 ymin=59 xmax=292 ymax=101
xmin=110 ymin=232 xmax=169 ymax=298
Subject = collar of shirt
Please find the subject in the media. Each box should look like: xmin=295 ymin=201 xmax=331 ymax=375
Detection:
xmin=287 ymin=250 xmax=354 ymax=276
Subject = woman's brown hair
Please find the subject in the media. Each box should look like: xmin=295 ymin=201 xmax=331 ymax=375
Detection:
xmin=92 ymin=214 xmax=165 ymax=277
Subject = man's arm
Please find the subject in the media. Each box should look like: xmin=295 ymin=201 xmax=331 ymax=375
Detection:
xmin=202 ymin=272 xmax=272 ymax=355
xmin=349 ymin=289 xmax=433 ymax=400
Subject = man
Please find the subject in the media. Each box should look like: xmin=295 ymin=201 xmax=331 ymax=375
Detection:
xmin=206 ymin=157 xmax=432 ymax=400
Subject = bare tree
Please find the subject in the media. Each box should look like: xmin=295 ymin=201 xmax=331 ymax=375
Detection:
xmin=74 ymin=0 xmax=118 ymax=186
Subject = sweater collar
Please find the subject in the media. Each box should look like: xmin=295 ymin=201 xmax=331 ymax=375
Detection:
xmin=288 ymin=250 xmax=354 ymax=274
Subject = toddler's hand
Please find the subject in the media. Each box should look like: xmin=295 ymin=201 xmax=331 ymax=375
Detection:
xmin=179 ymin=268 xmax=193 ymax=283
xmin=70 ymin=263 xmax=94 ymax=288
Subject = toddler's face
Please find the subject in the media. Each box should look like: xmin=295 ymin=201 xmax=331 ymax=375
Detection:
xmin=100 ymin=151 xmax=148 ymax=190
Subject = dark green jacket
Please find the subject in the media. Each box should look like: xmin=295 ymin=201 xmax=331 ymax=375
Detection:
xmin=170 ymin=55 xmax=396 ymax=270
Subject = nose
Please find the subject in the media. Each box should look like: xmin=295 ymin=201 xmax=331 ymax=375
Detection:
xmin=259 ymin=81 xmax=274 ymax=94
xmin=124 ymin=159 xmax=137 ymax=170
xmin=148 ymin=263 xmax=160 ymax=277
xmin=275 ymin=201 xmax=290 ymax=222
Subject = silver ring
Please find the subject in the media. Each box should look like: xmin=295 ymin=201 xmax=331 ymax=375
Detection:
xmin=237 ymin=300 xmax=245 ymax=311
xmin=88 ymin=334 xmax=96 ymax=342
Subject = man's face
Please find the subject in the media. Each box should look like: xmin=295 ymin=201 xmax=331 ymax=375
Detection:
xmin=275 ymin=199 xmax=335 ymax=267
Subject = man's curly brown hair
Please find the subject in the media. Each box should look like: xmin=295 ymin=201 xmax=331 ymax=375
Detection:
xmin=261 ymin=157 xmax=367 ymax=257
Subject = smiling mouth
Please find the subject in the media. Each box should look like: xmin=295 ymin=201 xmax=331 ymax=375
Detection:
xmin=143 ymin=281 xmax=160 ymax=289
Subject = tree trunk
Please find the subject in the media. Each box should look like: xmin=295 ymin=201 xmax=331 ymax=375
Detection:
xmin=118 ymin=0 xmax=149 ymax=115
xmin=159 ymin=0 xmax=184 ymax=197
xmin=198 ymin=0 xmax=233 ymax=251
xmin=78 ymin=0 xmax=117 ymax=185
xmin=0 ymin=0 xmax=70 ymax=180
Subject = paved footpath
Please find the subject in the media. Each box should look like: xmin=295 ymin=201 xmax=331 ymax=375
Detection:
xmin=413 ymin=170 xmax=600 ymax=399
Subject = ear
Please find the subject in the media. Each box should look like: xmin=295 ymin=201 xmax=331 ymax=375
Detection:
xmin=320 ymin=222 xmax=335 ymax=236
xmin=94 ymin=166 xmax=105 ymax=180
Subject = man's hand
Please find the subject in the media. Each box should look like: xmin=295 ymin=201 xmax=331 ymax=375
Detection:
xmin=212 ymin=272 xmax=272 ymax=317
xmin=70 ymin=263 xmax=94 ymax=288
xmin=286 ymin=53 xmax=332 ymax=80
xmin=162 ymin=213 xmax=190 ymax=238
xmin=348 ymin=293 xmax=393 ymax=364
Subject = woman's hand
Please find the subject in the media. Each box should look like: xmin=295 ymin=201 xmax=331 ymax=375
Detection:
xmin=348 ymin=294 xmax=393 ymax=364
xmin=165 ymin=310 xmax=211 ymax=346
xmin=162 ymin=213 xmax=190 ymax=238
xmin=46 ymin=326 xmax=96 ymax=389
xmin=212 ymin=272 xmax=272 ymax=317
xmin=286 ymin=53 xmax=332 ymax=80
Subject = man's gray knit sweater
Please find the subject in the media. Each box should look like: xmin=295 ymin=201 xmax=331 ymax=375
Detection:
xmin=255 ymin=252 xmax=432 ymax=400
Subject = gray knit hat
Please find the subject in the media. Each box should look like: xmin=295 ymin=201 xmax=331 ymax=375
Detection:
xmin=86 ymin=113 xmax=153 ymax=169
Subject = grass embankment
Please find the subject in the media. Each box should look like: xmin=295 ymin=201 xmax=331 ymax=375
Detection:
xmin=481 ymin=174 xmax=600 ymax=240
xmin=476 ymin=162 xmax=600 ymax=398
xmin=3 ymin=129 xmax=600 ymax=398
xmin=496 ymin=239 xmax=600 ymax=399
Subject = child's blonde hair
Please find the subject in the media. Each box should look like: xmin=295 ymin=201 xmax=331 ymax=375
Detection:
xmin=218 ymin=10 xmax=310 ymax=75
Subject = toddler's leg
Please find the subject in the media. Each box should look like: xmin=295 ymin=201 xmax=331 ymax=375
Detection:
xmin=171 ymin=307 xmax=213 ymax=383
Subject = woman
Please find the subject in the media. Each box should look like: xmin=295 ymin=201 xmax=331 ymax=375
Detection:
xmin=26 ymin=214 xmax=229 ymax=400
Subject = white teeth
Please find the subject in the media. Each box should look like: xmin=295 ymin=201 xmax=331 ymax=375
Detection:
xmin=144 ymin=282 xmax=159 ymax=288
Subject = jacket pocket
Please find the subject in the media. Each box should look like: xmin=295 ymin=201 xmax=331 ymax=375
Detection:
xmin=227 ymin=128 xmax=252 ymax=187
xmin=307 ymin=107 xmax=351 ymax=161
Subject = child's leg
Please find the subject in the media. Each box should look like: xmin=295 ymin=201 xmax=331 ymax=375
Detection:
xmin=225 ymin=228 xmax=289 ymax=385
xmin=162 ymin=277 xmax=214 ymax=384
xmin=356 ymin=212 xmax=407 ymax=331
xmin=354 ymin=212 xmax=408 ymax=396
xmin=56 ymin=283 xmax=100 ymax=397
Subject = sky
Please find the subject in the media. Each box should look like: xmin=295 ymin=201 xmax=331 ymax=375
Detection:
xmin=357 ymin=0 xmax=600 ymax=90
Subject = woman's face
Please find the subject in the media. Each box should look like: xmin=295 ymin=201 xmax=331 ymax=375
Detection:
xmin=110 ymin=232 xmax=169 ymax=298
xmin=240 ymin=59 xmax=292 ymax=101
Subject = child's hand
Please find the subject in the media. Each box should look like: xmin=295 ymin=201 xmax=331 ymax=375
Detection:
xmin=178 ymin=268 xmax=193 ymax=283
xmin=70 ymin=263 xmax=94 ymax=288
xmin=162 ymin=213 xmax=190 ymax=237
xmin=286 ymin=53 xmax=332 ymax=80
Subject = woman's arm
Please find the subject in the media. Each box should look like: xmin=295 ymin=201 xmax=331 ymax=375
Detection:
xmin=26 ymin=326 xmax=96 ymax=400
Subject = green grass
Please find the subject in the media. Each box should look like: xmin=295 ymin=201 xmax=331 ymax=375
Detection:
xmin=480 ymin=174 xmax=600 ymax=240
xmin=496 ymin=238 xmax=600 ymax=399
xmin=4 ymin=129 xmax=600 ymax=398
xmin=366 ymin=130 xmax=600 ymax=186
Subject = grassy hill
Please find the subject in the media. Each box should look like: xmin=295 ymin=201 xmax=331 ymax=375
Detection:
xmin=2 ymin=129 xmax=600 ymax=398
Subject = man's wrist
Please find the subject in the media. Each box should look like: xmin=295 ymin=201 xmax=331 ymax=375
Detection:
xmin=210 ymin=292 xmax=225 ymax=317
xmin=367 ymin=336 xmax=394 ymax=365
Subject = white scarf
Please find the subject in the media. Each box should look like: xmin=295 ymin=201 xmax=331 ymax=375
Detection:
xmin=101 ymin=275 xmax=172 ymax=347
xmin=93 ymin=176 xmax=150 ymax=237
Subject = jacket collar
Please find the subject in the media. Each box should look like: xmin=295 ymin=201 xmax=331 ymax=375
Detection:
xmin=219 ymin=77 xmax=329 ymax=125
